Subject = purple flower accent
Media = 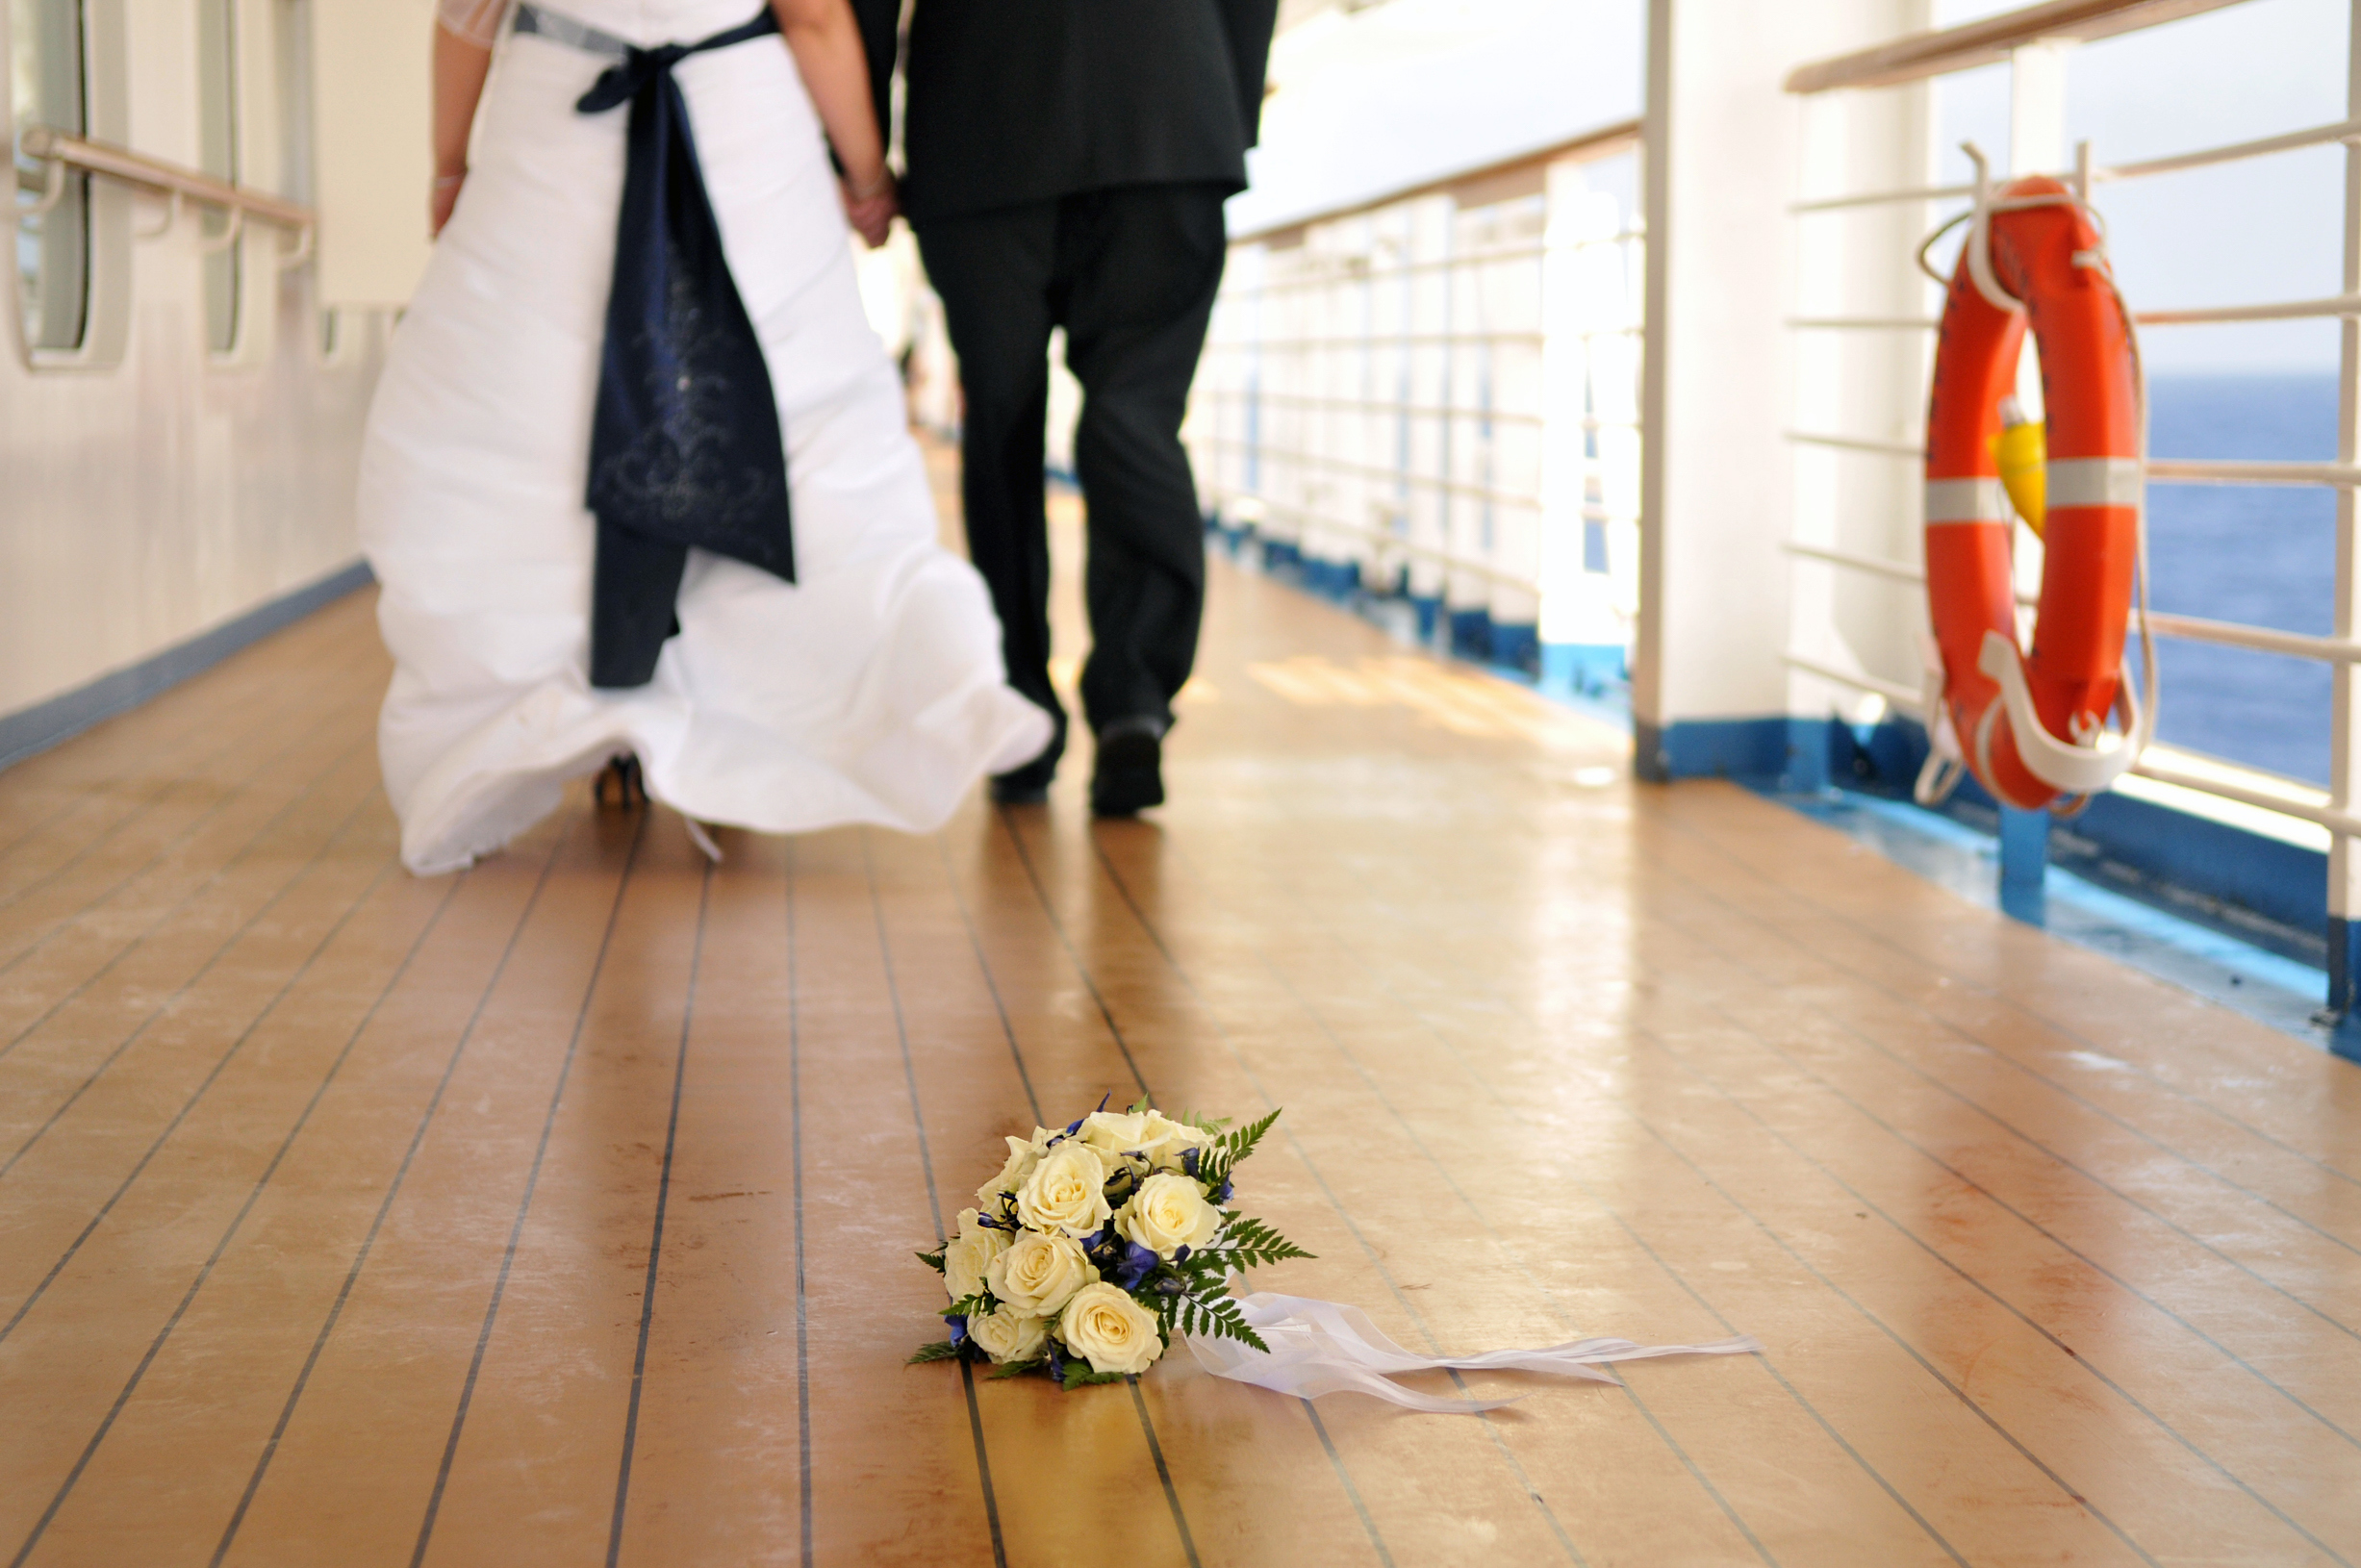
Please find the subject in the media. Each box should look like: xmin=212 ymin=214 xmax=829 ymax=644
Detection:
xmin=1112 ymin=1241 xmax=1159 ymax=1291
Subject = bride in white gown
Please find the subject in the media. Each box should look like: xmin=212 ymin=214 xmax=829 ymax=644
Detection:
xmin=363 ymin=0 xmax=1052 ymax=875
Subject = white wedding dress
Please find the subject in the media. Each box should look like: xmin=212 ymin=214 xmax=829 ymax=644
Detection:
xmin=362 ymin=0 xmax=1051 ymax=875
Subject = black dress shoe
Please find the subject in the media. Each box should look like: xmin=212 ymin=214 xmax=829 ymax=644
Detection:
xmin=1091 ymin=718 xmax=1166 ymax=817
xmin=989 ymin=749 xmax=1057 ymax=805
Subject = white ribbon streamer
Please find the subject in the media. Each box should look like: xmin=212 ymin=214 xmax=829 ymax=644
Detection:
xmin=1184 ymin=1291 xmax=1762 ymax=1414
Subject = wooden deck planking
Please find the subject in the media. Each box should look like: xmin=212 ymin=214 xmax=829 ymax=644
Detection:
xmin=0 ymin=482 xmax=2355 ymax=1564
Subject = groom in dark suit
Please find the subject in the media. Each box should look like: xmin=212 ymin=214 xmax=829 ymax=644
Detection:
xmin=851 ymin=0 xmax=1282 ymax=815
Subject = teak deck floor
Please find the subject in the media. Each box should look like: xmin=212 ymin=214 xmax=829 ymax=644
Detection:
xmin=4 ymin=468 xmax=2360 ymax=1567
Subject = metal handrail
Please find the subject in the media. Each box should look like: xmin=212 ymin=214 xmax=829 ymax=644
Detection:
xmin=1783 ymin=540 xmax=2361 ymax=665
xmin=1789 ymin=316 xmax=1942 ymax=331
xmin=1195 ymin=388 xmax=1550 ymax=427
xmin=1205 ymin=330 xmax=1549 ymax=351
xmin=2100 ymin=114 xmax=2361 ymax=180
xmin=1791 ymin=184 xmax=1974 ymax=215
xmin=1786 ymin=430 xmax=1925 ymax=457
xmin=1194 ymin=439 xmax=1549 ymax=511
xmin=17 ymin=125 xmax=313 ymax=253
xmin=2148 ymin=458 xmax=2361 ymax=487
xmin=1217 ymin=229 xmax=1648 ymax=302
xmin=2138 ymin=293 xmax=2361 ymax=326
xmin=1793 ymin=116 xmax=2361 ymax=216
xmin=1785 ymin=0 xmax=2255 ymax=93
xmin=1794 ymin=296 xmax=2361 ymax=330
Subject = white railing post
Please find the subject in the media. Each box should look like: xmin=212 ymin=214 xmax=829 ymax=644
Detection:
xmin=1995 ymin=35 xmax=2076 ymax=920
xmin=2330 ymin=0 xmax=2361 ymax=1039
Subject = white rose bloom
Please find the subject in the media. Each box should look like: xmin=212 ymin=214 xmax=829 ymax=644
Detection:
xmin=1058 ymin=1282 xmax=1166 ymax=1377
xmin=1138 ymin=1110 xmax=1214 ymax=1172
xmin=943 ymin=1207 xmax=1011 ymax=1302
xmin=965 ymin=1307 xmax=1048 ymax=1366
xmin=1015 ymin=1142 xmax=1112 ymax=1238
xmin=1079 ymin=1110 xmax=1152 ymax=1159
xmin=987 ymin=1229 xmax=1099 ymax=1317
xmin=975 ymin=1135 xmax=1044 ymax=1213
xmin=1116 ymin=1172 xmax=1223 ymax=1258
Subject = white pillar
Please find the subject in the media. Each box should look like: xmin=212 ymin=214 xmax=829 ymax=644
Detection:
xmin=1636 ymin=0 xmax=1934 ymax=780
xmin=2329 ymin=0 xmax=2361 ymax=1028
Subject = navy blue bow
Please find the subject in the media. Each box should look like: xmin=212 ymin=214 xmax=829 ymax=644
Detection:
xmin=575 ymin=9 xmax=794 ymax=689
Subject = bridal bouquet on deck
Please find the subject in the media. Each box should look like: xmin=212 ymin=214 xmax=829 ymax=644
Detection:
xmin=913 ymin=1100 xmax=1766 ymax=1411
xmin=911 ymin=1101 xmax=1311 ymax=1388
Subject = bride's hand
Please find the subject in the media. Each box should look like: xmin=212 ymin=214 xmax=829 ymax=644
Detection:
xmin=840 ymin=169 xmax=896 ymax=248
xmin=430 ymin=170 xmax=466 ymax=237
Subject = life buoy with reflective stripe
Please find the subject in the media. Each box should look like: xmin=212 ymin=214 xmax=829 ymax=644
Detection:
xmin=1920 ymin=172 xmax=2153 ymax=812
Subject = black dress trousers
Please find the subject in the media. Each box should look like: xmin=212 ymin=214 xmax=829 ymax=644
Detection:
xmin=916 ymin=182 xmax=1229 ymax=763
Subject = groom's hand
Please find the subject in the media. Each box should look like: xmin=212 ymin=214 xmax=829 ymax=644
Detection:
xmin=840 ymin=172 xmax=898 ymax=248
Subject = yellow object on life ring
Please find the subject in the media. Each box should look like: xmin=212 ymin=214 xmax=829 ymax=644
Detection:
xmin=1991 ymin=394 xmax=2046 ymax=538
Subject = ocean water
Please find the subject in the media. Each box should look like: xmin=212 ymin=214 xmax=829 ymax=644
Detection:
xmin=2145 ymin=372 xmax=2336 ymax=786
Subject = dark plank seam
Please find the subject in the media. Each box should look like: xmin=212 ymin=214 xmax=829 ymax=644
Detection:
xmin=605 ymin=858 xmax=714 ymax=1565
xmin=863 ymin=831 xmax=1010 ymax=1568
xmin=409 ymin=811 xmax=649 ymax=1568
xmin=209 ymin=824 xmax=572 ymax=1566
xmin=4 ymin=851 xmax=455 ymax=1566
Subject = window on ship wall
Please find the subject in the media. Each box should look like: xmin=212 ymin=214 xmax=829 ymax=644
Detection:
xmin=198 ymin=0 xmax=240 ymax=354
xmin=12 ymin=0 xmax=90 ymax=354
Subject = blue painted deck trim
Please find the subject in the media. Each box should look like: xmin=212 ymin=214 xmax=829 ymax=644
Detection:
xmin=1633 ymin=715 xmax=1796 ymax=785
xmin=1777 ymin=787 xmax=2343 ymax=1055
xmin=0 ymin=560 xmax=375 ymax=775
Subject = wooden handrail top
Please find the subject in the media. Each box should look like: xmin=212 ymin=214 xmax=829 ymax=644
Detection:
xmin=1230 ymin=115 xmax=1640 ymax=245
xmin=1786 ymin=0 xmax=2254 ymax=93
xmin=18 ymin=125 xmax=314 ymax=230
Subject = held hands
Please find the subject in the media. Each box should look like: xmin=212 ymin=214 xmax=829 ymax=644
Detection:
xmin=840 ymin=167 xmax=897 ymax=248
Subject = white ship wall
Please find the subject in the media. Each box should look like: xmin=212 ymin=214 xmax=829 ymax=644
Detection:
xmin=1 ymin=0 xmax=392 ymax=735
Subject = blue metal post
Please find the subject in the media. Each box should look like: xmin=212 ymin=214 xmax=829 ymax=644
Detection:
xmin=1997 ymin=806 xmax=2048 ymax=925
xmin=2329 ymin=918 xmax=2361 ymax=1061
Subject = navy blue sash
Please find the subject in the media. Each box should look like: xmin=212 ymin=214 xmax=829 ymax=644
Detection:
xmin=524 ymin=5 xmax=795 ymax=689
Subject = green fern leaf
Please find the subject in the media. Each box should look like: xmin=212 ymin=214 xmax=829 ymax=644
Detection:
xmin=907 ymin=1340 xmax=961 ymax=1365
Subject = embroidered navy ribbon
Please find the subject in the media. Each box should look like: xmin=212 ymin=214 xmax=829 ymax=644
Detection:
xmin=559 ymin=5 xmax=794 ymax=689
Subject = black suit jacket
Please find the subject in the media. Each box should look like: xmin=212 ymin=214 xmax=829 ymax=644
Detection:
xmin=852 ymin=0 xmax=1282 ymax=225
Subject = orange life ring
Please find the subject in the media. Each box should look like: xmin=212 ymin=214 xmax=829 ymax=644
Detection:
xmin=1922 ymin=173 xmax=2151 ymax=811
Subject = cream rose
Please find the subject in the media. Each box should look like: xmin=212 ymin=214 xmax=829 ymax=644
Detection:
xmin=1079 ymin=1110 xmax=1152 ymax=1159
xmin=975 ymin=1134 xmax=1046 ymax=1212
xmin=1116 ymin=1172 xmax=1223 ymax=1258
xmin=986 ymin=1229 xmax=1099 ymax=1316
xmin=965 ymin=1307 xmax=1048 ymax=1366
xmin=1138 ymin=1110 xmax=1214 ymax=1172
xmin=1015 ymin=1142 xmax=1112 ymax=1237
xmin=942 ymin=1207 xmax=1010 ymax=1302
xmin=1058 ymin=1282 xmax=1166 ymax=1376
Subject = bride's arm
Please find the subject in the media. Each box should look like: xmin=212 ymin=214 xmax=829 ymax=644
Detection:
xmin=770 ymin=0 xmax=894 ymax=245
xmin=429 ymin=9 xmax=498 ymax=236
